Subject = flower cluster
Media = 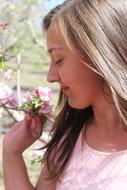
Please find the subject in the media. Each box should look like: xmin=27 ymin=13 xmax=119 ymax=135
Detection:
xmin=21 ymin=86 xmax=53 ymax=118
xmin=0 ymin=83 xmax=53 ymax=120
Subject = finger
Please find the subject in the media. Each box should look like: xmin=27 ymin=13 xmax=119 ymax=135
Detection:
xmin=24 ymin=114 xmax=32 ymax=127
xmin=31 ymin=116 xmax=43 ymax=130
xmin=30 ymin=117 xmax=43 ymax=138
xmin=39 ymin=114 xmax=47 ymax=124
xmin=36 ymin=116 xmax=43 ymax=127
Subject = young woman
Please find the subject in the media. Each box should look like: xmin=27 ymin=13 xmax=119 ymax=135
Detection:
xmin=2 ymin=0 xmax=127 ymax=189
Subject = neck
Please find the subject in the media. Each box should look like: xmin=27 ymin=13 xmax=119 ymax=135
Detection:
xmin=93 ymin=106 xmax=123 ymax=134
xmin=91 ymin=92 xmax=125 ymax=137
xmin=85 ymin=93 xmax=127 ymax=152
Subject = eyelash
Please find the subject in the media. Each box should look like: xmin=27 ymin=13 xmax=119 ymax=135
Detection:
xmin=55 ymin=58 xmax=63 ymax=64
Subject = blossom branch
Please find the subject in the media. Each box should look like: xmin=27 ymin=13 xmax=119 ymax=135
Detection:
xmin=0 ymin=83 xmax=54 ymax=122
xmin=1 ymin=105 xmax=19 ymax=122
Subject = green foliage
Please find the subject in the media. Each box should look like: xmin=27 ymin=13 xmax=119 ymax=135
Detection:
xmin=0 ymin=0 xmax=48 ymax=73
xmin=0 ymin=53 xmax=12 ymax=70
xmin=30 ymin=156 xmax=42 ymax=165
xmin=23 ymin=0 xmax=38 ymax=5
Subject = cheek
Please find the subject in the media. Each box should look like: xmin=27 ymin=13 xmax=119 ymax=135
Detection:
xmin=58 ymin=67 xmax=72 ymax=82
xmin=79 ymin=66 xmax=100 ymax=87
xmin=78 ymin=74 xmax=101 ymax=98
xmin=58 ymin=62 xmax=101 ymax=109
xmin=68 ymin=74 xmax=101 ymax=108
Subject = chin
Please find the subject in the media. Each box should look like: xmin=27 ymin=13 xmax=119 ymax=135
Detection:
xmin=68 ymin=99 xmax=88 ymax=110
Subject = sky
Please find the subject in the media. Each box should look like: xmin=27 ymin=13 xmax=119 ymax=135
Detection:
xmin=0 ymin=0 xmax=65 ymax=9
xmin=44 ymin=0 xmax=64 ymax=9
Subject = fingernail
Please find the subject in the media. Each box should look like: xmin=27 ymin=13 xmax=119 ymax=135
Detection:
xmin=25 ymin=115 xmax=32 ymax=120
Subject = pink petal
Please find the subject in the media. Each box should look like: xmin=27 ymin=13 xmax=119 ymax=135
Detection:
xmin=8 ymin=94 xmax=19 ymax=107
xmin=0 ymin=23 xmax=6 ymax=30
xmin=22 ymin=92 xmax=31 ymax=103
xmin=35 ymin=86 xmax=53 ymax=102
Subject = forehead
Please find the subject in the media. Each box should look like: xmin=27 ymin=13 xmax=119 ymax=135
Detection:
xmin=46 ymin=23 xmax=76 ymax=55
xmin=46 ymin=25 xmax=65 ymax=48
xmin=46 ymin=23 xmax=78 ymax=56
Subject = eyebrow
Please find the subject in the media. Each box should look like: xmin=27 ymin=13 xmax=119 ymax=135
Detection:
xmin=48 ymin=47 xmax=63 ymax=53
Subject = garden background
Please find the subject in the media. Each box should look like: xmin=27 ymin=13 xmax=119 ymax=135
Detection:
xmin=0 ymin=0 xmax=64 ymax=189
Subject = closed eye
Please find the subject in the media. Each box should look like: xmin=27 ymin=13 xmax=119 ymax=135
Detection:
xmin=55 ymin=58 xmax=63 ymax=64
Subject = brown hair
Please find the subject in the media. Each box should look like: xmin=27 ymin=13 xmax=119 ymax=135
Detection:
xmin=42 ymin=0 xmax=127 ymax=180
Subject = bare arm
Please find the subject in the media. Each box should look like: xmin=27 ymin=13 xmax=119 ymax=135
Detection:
xmin=2 ymin=115 xmax=56 ymax=190
xmin=3 ymin=152 xmax=56 ymax=190
xmin=3 ymin=152 xmax=35 ymax=190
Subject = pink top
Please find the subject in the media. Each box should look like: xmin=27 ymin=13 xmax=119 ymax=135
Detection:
xmin=56 ymin=130 xmax=127 ymax=190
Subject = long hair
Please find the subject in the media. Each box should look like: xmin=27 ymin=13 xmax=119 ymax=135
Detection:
xmin=42 ymin=0 xmax=127 ymax=180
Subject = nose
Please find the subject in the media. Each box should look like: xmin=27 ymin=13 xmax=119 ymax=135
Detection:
xmin=47 ymin=65 xmax=60 ymax=83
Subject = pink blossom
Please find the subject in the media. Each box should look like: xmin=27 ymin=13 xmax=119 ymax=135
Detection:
xmin=0 ymin=99 xmax=8 ymax=105
xmin=7 ymin=94 xmax=18 ymax=107
xmin=35 ymin=86 xmax=53 ymax=102
xmin=22 ymin=92 xmax=31 ymax=103
xmin=0 ymin=23 xmax=6 ymax=30
xmin=0 ymin=83 xmax=18 ymax=107
xmin=21 ymin=86 xmax=53 ymax=118
xmin=39 ymin=103 xmax=53 ymax=117
xmin=4 ymin=69 xmax=13 ymax=80
xmin=0 ymin=83 xmax=13 ymax=103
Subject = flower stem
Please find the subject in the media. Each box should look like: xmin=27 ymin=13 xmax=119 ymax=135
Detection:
xmin=0 ymin=105 xmax=54 ymax=123
xmin=2 ymin=105 xmax=17 ymax=122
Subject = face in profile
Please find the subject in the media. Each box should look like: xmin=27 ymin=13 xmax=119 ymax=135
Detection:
xmin=46 ymin=25 xmax=103 ymax=109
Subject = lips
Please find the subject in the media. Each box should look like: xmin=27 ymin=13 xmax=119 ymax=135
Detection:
xmin=61 ymin=86 xmax=69 ymax=94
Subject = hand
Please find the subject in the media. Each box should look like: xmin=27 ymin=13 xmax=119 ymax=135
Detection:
xmin=3 ymin=115 xmax=46 ymax=155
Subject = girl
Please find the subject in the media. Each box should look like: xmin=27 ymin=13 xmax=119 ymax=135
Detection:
xmin=3 ymin=0 xmax=127 ymax=189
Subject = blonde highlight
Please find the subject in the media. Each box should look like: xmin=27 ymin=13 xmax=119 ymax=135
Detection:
xmin=51 ymin=0 xmax=127 ymax=127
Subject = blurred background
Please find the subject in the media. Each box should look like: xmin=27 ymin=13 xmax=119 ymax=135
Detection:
xmin=0 ymin=0 xmax=64 ymax=189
